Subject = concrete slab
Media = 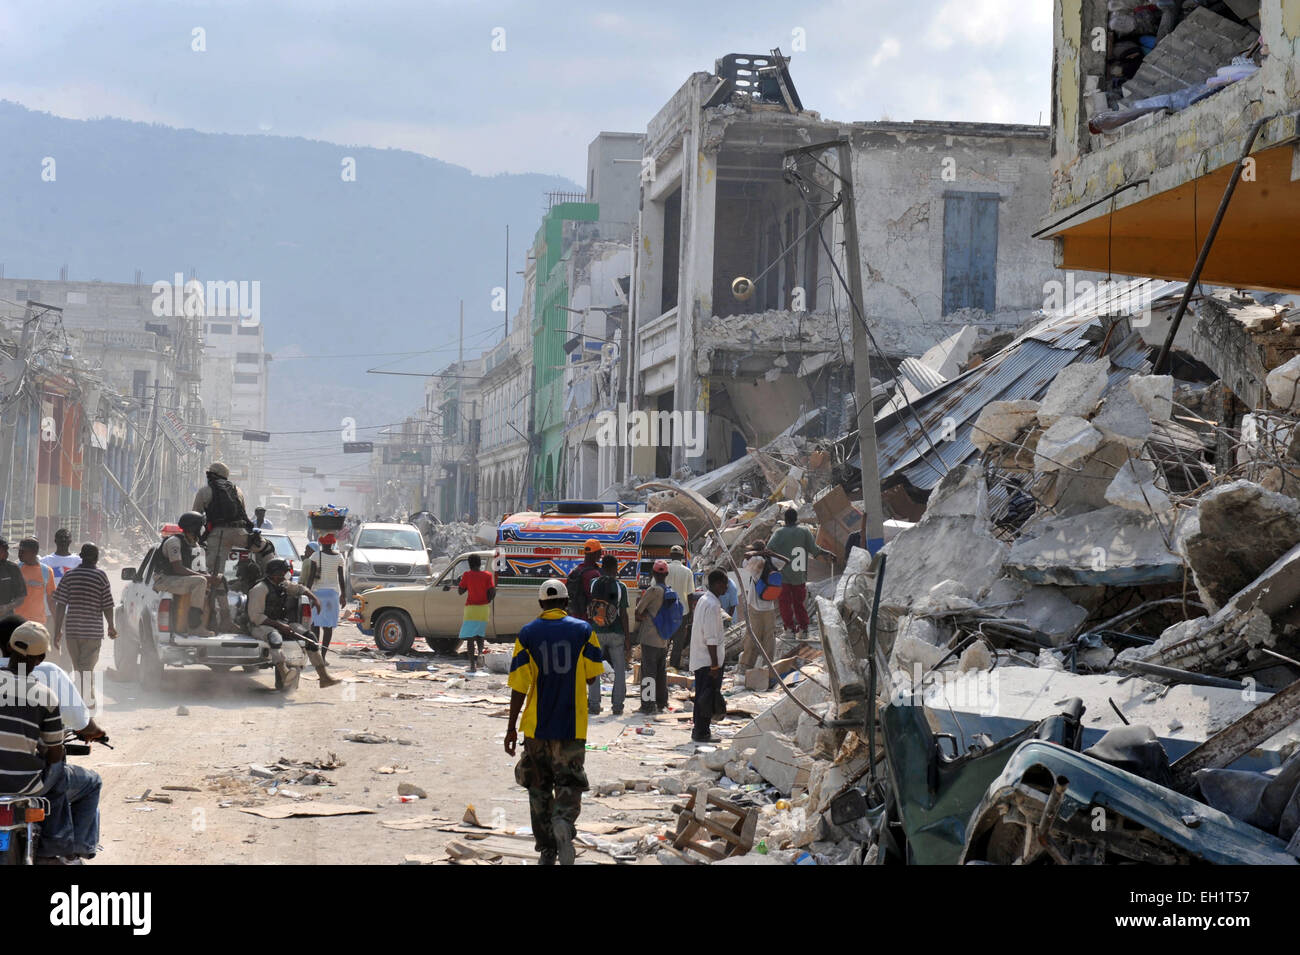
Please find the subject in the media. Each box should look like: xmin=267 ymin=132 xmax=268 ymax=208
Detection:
xmin=1128 ymin=374 xmax=1174 ymax=423
xmin=1005 ymin=506 xmax=1182 ymax=586
xmin=1037 ymin=360 xmax=1110 ymax=426
xmin=1181 ymin=480 xmax=1300 ymax=612
xmin=971 ymin=399 xmax=1040 ymax=452
xmin=1092 ymin=386 xmax=1152 ymax=448
xmin=1035 ymin=415 xmax=1104 ymax=471
xmin=1106 ymin=457 xmax=1172 ymax=513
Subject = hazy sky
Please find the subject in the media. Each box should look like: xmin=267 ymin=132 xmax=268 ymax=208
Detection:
xmin=0 ymin=0 xmax=1052 ymax=180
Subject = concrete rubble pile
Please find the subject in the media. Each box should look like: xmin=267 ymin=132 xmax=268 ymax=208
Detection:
xmin=422 ymin=521 xmax=495 ymax=559
xmin=800 ymin=321 xmax=1300 ymax=863
xmin=627 ymin=292 xmax=1300 ymax=862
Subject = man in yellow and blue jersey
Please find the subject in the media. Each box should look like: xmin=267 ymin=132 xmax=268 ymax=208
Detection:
xmin=504 ymin=577 xmax=605 ymax=865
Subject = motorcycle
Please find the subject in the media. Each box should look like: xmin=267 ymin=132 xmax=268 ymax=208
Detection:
xmin=0 ymin=735 xmax=101 ymax=865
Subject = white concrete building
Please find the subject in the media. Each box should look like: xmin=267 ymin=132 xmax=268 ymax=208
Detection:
xmin=628 ymin=53 xmax=1062 ymax=478
xmin=200 ymin=317 xmax=269 ymax=495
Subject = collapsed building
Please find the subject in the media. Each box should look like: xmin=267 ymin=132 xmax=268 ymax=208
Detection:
xmin=626 ymin=52 xmax=1061 ymax=479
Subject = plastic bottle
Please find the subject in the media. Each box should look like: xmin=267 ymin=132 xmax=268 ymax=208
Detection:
xmin=755 ymin=840 xmax=768 ymax=855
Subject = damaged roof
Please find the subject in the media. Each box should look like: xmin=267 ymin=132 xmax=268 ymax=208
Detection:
xmin=865 ymin=278 xmax=1186 ymax=491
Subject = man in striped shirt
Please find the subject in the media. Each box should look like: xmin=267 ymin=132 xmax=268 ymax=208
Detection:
xmin=1 ymin=622 xmax=103 ymax=861
xmin=50 ymin=544 xmax=116 ymax=709
xmin=0 ymin=625 xmax=63 ymax=797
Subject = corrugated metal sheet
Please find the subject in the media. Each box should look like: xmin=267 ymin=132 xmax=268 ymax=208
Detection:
xmin=897 ymin=357 xmax=947 ymax=395
xmin=861 ymin=278 xmax=1184 ymax=491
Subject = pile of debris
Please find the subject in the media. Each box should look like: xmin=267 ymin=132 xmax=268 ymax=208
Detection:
xmin=1089 ymin=3 xmax=1262 ymax=134
xmin=422 ymin=521 xmax=495 ymax=559
xmin=643 ymin=279 xmax=1300 ymax=864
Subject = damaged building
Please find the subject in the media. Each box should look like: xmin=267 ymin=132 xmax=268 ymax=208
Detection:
xmin=627 ymin=52 xmax=1061 ymax=478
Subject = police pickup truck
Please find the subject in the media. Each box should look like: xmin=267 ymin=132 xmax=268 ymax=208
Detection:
xmin=115 ymin=532 xmax=311 ymax=689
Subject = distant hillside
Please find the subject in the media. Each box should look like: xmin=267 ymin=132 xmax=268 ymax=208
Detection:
xmin=0 ymin=100 xmax=578 ymax=432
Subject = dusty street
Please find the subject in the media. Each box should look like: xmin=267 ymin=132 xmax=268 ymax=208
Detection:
xmin=82 ymin=561 xmax=737 ymax=865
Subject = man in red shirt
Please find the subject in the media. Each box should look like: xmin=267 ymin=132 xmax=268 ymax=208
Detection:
xmin=457 ymin=554 xmax=495 ymax=671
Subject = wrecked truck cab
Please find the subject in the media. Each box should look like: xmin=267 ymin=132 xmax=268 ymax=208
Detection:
xmin=959 ymin=740 xmax=1300 ymax=866
xmin=872 ymin=693 xmax=1085 ymax=866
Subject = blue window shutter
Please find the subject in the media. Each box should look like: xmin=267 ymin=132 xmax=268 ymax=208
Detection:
xmin=942 ymin=192 xmax=999 ymax=314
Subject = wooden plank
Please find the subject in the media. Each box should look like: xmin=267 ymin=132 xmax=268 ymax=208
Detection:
xmin=1170 ymin=678 xmax=1300 ymax=793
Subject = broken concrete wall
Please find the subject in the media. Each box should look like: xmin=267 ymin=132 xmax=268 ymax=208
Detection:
xmin=1180 ymin=480 xmax=1300 ymax=612
xmin=848 ymin=121 xmax=1059 ymax=359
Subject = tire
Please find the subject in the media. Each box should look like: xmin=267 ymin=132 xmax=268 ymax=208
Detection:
xmin=139 ymin=621 xmax=164 ymax=690
xmin=428 ymin=637 xmax=460 ymax=655
xmin=373 ymin=611 xmax=415 ymax=654
xmin=114 ymin=623 xmax=140 ymax=682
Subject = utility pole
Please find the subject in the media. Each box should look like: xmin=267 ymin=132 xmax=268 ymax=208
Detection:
xmin=834 ymin=139 xmax=886 ymax=553
xmin=504 ymin=225 xmax=510 ymax=342
xmin=454 ymin=300 xmax=464 ymax=518
xmin=0 ymin=303 xmax=42 ymax=537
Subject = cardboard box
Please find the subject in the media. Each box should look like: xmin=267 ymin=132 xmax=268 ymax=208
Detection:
xmin=813 ymin=485 xmax=863 ymax=559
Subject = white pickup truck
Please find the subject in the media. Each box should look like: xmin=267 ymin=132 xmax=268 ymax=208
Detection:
xmin=115 ymin=540 xmax=311 ymax=690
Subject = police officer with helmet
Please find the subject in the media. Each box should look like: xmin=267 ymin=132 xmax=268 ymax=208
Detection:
xmin=246 ymin=558 xmax=340 ymax=691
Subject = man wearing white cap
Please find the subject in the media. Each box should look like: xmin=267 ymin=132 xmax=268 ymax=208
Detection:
xmin=1 ymin=621 xmax=103 ymax=861
xmin=504 ymin=578 xmax=604 ymax=865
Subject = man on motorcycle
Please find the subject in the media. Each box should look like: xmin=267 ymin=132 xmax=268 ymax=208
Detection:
xmin=154 ymin=512 xmax=219 ymax=637
xmin=1 ymin=622 xmax=102 ymax=863
xmin=246 ymin=559 xmax=341 ymax=690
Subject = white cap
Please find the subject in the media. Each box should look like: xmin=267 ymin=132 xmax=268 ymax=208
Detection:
xmin=538 ymin=578 xmax=569 ymax=601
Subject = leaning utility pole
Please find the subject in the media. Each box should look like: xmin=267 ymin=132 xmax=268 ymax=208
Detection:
xmin=0 ymin=303 xmax=41 ymax=537
xmin=834 ymin=139 xmax=886 ymax=553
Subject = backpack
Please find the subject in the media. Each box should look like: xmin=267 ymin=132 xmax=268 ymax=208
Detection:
xmin=757 ymin=557 xmax=783 ymax=601
xmin=566 ymin=562 xmax=593 ymax=619
xmin=587 ymin=576 xmax=622 ymax=629
xmin=206 ymin=478 xmax=250 ymax=529
xmin=652 ymin=586 xmax=684 ymax=643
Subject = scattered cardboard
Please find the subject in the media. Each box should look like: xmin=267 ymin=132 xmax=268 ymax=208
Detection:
xmin=239 ymin=803 xmax=376 ymax=819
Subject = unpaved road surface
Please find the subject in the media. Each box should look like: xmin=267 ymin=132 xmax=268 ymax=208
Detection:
xmin=82 ymin=563 xmax=740 ymax=865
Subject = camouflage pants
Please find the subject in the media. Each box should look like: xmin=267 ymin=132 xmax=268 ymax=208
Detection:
xmin=515 ymin=737 xmax=588 ymax=853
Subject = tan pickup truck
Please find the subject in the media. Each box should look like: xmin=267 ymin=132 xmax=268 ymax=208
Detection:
xmin=356 ymin=551 xmax=536 ymax=653
xmin=355 ymin=504 xmax=694 ymax=654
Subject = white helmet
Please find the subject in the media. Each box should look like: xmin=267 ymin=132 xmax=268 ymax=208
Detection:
xmin=538 ymin=578 xmax=569 ymax=601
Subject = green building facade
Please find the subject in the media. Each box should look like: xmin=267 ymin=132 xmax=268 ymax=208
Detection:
xmin=530 ymin=200 xmax=598 ymax=501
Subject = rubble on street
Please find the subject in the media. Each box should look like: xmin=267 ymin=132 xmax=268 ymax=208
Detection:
xmin=613 ymin=279 xmax=1300 ymax=865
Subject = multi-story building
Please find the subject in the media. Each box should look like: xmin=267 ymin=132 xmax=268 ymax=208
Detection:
xmin=627 ymin=53 xmax=1061 ymax=478
xmin=477 ymin=305 xmax=533 ymax=520
xmin=200 ymin=316 xmax=269 ymax=496
xmin=0 ymin=277 xmax=206 ymax=532
xmin=424 ymin=355 xmax=483 ymax=521
xmin=531 ymin=132 xmax=643 ymax=501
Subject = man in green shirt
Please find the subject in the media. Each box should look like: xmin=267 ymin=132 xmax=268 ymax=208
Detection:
xmin=586 ymin=554 xmax=631 ymax=716
xmin=766 ymin=507 xmax=834 ymax=638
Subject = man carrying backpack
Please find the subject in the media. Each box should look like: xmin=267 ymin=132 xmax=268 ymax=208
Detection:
xmin=634 ymin=560 xmax=676 ymax=714
xmin=192 ymin=462 xmax=252 ymax=579
xmin=566 ymin=539 xmax=604 ymax=622
xmin=585 ymin=554 xmax=630 ymax=716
